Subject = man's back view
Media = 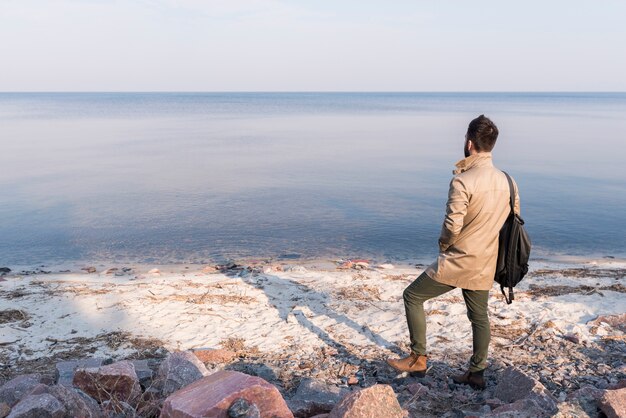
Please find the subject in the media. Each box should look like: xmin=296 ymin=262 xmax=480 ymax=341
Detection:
xmin=387 ymin=115 xmax=520 ymax=389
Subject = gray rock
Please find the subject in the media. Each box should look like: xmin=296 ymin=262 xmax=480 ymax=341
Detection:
xmin=130 ymin=360 xmax=153 ymax=388
xmin=228 ymin=398 xmax=261 ymax=418
xmin=101 ymin=400 xmax=136 ymax=418
xmin=0 ymin=374 xmax=46 ymax=407
xmin=47 ymin=384 xmax=102 ymax=418
xmin=7 ymin=393 xmax=65 ymax=418
xmin=492 ymin=367 xmax=558 ymax=416
xmin=55 ymin=358 xmax=105 ymax=387
xmin=155 ymin=351 xmax=211 ymax=396
xmin=288 ymin=378 xmax=348 ymax=418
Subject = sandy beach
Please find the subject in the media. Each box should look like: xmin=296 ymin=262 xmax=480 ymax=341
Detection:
xmin=1 ymin=257 xmax=624 ymax=401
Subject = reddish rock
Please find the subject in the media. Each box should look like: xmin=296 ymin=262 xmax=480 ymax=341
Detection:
xmin=599 ymin=387 xmax=626 ymax=418
xmin=7 ymin=393 xmax=65 ymax=418
xmin=346 ymin=376 xmax=359 ymax=386
xmin=160 ymin=370 xmax=293 ymax=418
xmin=156 ymin=351 xmax=211 ymax=397
xmin=73 ymin=360 xmax=141 ymax=405
xmin=192 ymin=348 xmax=237 ymax=364
xmin=493 ymin=367 xmax=557 ymax=416
xmin=0 ymin=374 xmax=47 ymax=407
xmin=328 ymin=384 xmax=404 ymax=418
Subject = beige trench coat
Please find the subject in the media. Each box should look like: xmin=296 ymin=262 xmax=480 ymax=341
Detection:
xmin=425 ymin=152 xmax=520 ymax=290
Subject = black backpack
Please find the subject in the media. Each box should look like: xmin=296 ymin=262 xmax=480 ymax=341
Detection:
xmin=494 ymin=172 xmax=531 ymax=304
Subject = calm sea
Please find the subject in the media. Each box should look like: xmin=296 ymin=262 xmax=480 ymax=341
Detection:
xmin=1 ymin=92 xmax=625 ymax=265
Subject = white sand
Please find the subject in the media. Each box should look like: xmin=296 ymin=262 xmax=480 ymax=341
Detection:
xmin=0 ymin=258 xmax=624 ymax=364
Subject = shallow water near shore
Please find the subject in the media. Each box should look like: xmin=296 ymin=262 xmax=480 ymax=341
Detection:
xmin=1 ymin=92 xmax=626 ymax=265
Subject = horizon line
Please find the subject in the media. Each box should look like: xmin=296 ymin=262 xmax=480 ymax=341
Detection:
xmin=1 ymin=90 xmax=625 ymax=94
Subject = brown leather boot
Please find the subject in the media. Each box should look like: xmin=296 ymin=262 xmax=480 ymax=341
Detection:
xmin=452 ymin=370 xmax=486 ymax=390
xmin=386 ymin=352 xmax=427 ymax=376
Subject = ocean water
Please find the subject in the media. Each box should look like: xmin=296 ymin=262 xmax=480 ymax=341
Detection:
xmin=1 ymin=92 xmax=625 ymax=265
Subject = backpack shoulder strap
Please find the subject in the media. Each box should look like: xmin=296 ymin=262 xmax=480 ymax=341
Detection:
xmin=502 ymin=171 xmax=515 ymax=214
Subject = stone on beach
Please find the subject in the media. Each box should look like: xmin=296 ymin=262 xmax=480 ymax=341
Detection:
xmin=0 ymin=374 xmax=49 ymax=407
xmin=156 ymin=351 xmax=211 ymax=397
xmin=287 ymin=378 xmax=348 ymax=418
xmin=227 ymin=398 xmax=261 ymax=418
xmin=55 ymin=358 xmax=106 ymax=387
xmin=47 ymin=384 xmax=102 ymax=418
xmin=81 ymin=267 xmax=97 ymax=273
xmin=160 ymin=370 xmax=293 ymax=418
xmin=6 ymin=393 xmax=65 ymax=418
xmin=72 ymin=360 xmax=141 ymax=405
xmin=599 ymin=387 xmax=626 ymax=418
xmin=492 ymin=367 xmax=558 ymax=417
xmin=328 ymin=384 xmax=404 ymax=418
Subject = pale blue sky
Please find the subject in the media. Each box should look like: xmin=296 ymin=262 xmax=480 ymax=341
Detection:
xmin=1 ymin=0 xmax=624 ymax=91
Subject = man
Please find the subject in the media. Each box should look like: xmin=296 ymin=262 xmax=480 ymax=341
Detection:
xmin=387 ymin=115 xmax=520 ymax=390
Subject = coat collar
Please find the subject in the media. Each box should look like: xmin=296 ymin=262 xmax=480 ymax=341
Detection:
xmin=453 ymin=152 xmax=493 ymax=175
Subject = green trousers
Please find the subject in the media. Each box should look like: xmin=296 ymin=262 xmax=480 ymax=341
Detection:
xmin=403 ymin=272 xmax=490 ymax=372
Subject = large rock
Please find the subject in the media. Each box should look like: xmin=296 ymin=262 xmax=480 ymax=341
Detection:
xmin=47 ymin=384 xmax=103 ymax=418
xmin=0 ymin=374 xmax=47 ymax=407
xmin=6 ymin=393 xmax=65 ymax=418
xmin=156 ymin=351 xmax=211 ymax=397
xmin=73 ymin=360 xmax=141 ymax=405
xmin=56 ymin=358 xmax=106 ymax=387
xmin=160 ymin=370 xmax=293 ymax=418
xmin=327 ymin=384 xmax=404 ymax=418
xmin=565 ymin=385 xmax=604 ymax=416
xmin=288 ymin=378 xmax=348 ymax=418
xmin=599 ymin=387 xmax=626 ymax=418
xmin=492 ymin=367 xmax=557 ymax=417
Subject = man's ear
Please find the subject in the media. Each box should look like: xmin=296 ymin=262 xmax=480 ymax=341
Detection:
xmin=467 ymin=139 xmax=473 ymax=151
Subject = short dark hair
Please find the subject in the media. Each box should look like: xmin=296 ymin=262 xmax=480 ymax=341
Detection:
xmin=466 ymin=115 xmax=498 ymax=152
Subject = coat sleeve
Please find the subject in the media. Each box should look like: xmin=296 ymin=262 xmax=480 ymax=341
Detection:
xmin=438 ymin=176 xmax=469 ymax=252
xmin=512 ymin=177 xmax=521 ymax=215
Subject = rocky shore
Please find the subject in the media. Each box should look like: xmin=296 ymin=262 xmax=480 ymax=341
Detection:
xmin=0 ymin=259 xmax=624 ymax=417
